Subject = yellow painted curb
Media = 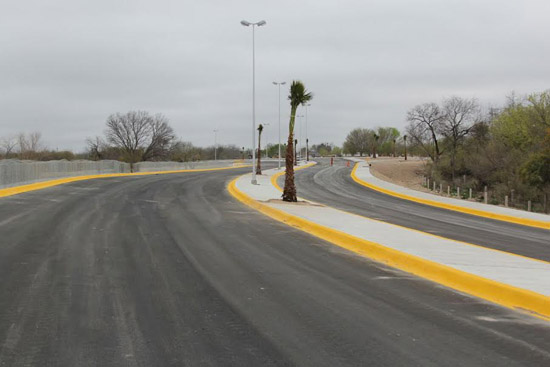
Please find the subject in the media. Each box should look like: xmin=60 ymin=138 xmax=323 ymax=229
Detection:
xmin=0 ymin=165 xmax=251 ymax=199
xmin=270 ymin=162 xmax=317 ymax=193
xmin=227 ymin=175 xmax=550 ymax=320
xmin=351 ymin=162 xmax=550 ymax=230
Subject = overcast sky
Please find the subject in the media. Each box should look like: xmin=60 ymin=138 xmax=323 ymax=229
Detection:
xmin=1 ymin=0 xmax=549 ymax=152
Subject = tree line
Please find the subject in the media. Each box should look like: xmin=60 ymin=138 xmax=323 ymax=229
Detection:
xmin=0 ymin=132 xmax=78 ymax=161
xmin=0 ymin=111 xmax=247 ymax=163
xmin=342 ymin=127 xmax=407 ymax=157
xmin=405 ymin=91 xmax=550 ymax=212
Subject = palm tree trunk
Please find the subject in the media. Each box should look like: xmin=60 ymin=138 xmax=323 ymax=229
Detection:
xmin=256 ymin=131 xmax=262 ymax=175
xmin=283 ymin=132 xmax=296 ymax=202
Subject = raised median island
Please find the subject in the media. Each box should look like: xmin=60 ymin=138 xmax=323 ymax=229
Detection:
xmin=229 ymin=162 xmax=550 ymax=320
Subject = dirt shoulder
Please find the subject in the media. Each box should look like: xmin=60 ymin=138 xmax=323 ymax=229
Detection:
xmin=365 ymin=157 xmax=430 ymax=192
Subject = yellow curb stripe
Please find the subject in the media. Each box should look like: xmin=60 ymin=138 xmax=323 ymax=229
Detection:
xmin=270 ymin=163 xmax=316 ymax=193
xmin=227 ymin=176 xmax=550 ymax=321
xmin=351 ymin=163 xmax=550 ymax=230
xmin=0 ymin=165 xmax=251 ymax=199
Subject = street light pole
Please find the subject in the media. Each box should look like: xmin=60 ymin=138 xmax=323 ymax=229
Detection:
xmin=263 ymin=122 xmax=270 ymax=158
xmin=272 ymin=81 xmax=286 ymax=169
xmin=296 ymin=115 xmax=304 ymax=160
xmin=304 ymin=103 xmax=311 ymax=161
xmin=213 ymin=129 xmax=219 ymax=160
xmin=241 ymin=19 xmax=266 ymax=184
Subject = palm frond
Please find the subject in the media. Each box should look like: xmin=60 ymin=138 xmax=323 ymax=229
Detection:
xmin=288 ymin=80 xmax=313 ymax=109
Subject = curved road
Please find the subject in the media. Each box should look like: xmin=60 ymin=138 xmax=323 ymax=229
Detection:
xmin=0 ymin=167 xmax=549 ymax=366
xmin=290 ymin=158 xmax=550 ymax=262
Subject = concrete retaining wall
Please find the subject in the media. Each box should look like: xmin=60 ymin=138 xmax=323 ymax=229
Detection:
xmin=0 ymin=159 xmax=238 ymax=189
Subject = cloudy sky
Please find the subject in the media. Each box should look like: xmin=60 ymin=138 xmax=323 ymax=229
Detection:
xmin=1 ymin=0 xmax=549 ymax=152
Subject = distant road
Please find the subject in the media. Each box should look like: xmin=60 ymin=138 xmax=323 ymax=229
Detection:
xmin=290 ymin=158 xmax=550 ymax=262
xmin=0 ymin=165 xmax=549 ymax=366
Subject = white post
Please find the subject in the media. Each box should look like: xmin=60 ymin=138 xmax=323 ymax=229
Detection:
xmin=505 ymin=195 xmax=509 ymax=207
xmin=469 ymin=188 xmax=472 ymax=199
xmin=528 ymin=200 xmax=532 ymax=212
xmin=457 ymin=187 xmax=460 ymax=198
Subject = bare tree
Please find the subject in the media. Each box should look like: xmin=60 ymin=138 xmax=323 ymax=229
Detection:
xmin=0 ymin=136 xmax=18 ymax=158
xmin=406 ymin=103 xmax=444 ymax=162
xmin=18 ymin=132 xmax=42 ymax=159
xmin=105 ymin=111 xmax=175 ymax=169
xmin=440 ymin=96 xmax=479 ymax=180
xmin=86 ymin=136 xmax=106 ymax=160
xmin=141 ymin=114 xmax=175 ymax=161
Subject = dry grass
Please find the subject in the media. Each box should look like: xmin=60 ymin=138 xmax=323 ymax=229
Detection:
xmin=366 ymin=157 xmax=430 ymax=192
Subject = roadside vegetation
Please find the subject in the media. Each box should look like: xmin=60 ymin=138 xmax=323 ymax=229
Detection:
xmin=0 ymin=132 xmax=79 ymax=161
xmin=340 ymin=90 xmax=550 ymax=213
xmin=406 ymin=91 xmax=550 ymax=213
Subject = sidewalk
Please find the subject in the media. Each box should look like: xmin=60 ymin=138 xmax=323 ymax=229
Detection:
xmin=346 ymin=157 xmax=550 ymax=230
xmin=229 ymin=165 xmax=550 ymax=320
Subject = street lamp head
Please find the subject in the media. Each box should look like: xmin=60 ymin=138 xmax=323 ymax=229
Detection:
xmin=272 ymin=82 xmax=277 ymax=85
xmin=281 ymin=81 xmax=286 ymax=85
xmin=256 ymin=20 xmax=267 ymax=26
xmin=240 ymin=20 xmax=251 ymax=26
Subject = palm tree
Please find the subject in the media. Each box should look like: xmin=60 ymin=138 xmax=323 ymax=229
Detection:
xmin=256 ymin=124 xmax=264 ymax=175
xmin=283 ymin=81 xmax=313 ymax=202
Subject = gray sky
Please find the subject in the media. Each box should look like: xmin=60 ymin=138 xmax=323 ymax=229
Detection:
xmin=1 ymin=0 xmax=549 ymax=152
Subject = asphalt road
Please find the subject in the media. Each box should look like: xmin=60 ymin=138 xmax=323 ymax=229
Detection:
xmin=1 ymin=166 xmax=549 ymax=366
xmin=289 ymin=158 xmax=550 ymax=262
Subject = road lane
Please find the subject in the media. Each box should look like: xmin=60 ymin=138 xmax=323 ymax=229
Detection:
xmin=0 ymin=167 xmax=549 ymax=366
xmin=290 ymin=158 xmax=550 ymax=262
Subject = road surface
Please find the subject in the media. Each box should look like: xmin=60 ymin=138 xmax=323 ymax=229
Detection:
xmin=0 ymin=166 xmax=549 ymax=366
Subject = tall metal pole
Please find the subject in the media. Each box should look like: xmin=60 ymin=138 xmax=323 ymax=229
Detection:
xmin=296 ymin=115 xmax=304 ymax=160
xmin=299 ymin=115 xmax=302 ymax=159
xmin=278 ymin=84 xmax=281 ymax=168
xmin=213 ymin=129 xmax=218 ymax=160
xmin=262 ymin=123 xmax=270 ymax=158
xmin=241 ymin=20 xmax=266 ymax=183
xmin=272 ymin=81 xmax=286 ymax=169
xmin=251 ymin=24 xmax=257 ymax=184
xmin=305 ymin=104 xmax=310 ymax=162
